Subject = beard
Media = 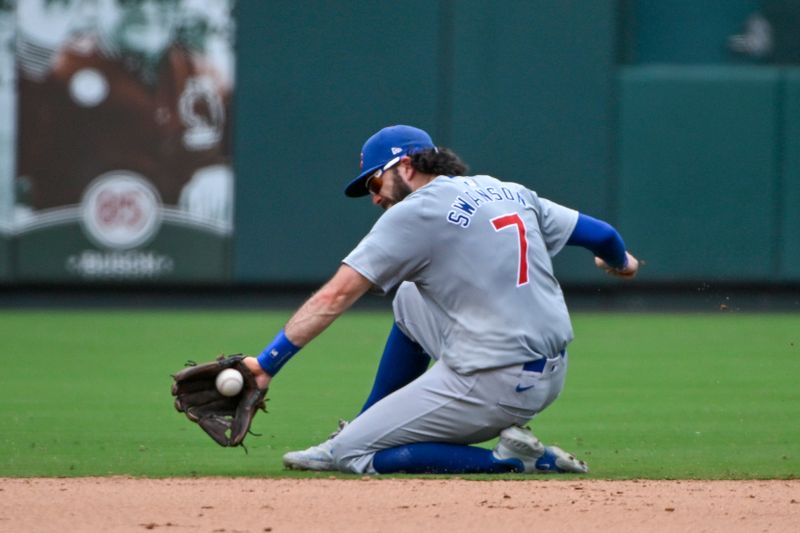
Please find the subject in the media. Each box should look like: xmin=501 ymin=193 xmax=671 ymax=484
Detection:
xmin=380 ymin=168 xmax=413 ymax=210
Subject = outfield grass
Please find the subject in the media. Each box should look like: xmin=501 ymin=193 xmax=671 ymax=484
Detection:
xmin=0 ymin=310 xmax=798 ymax=479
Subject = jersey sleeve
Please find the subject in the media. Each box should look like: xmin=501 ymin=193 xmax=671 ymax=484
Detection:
xmin=343 ymin=200 xmax=432 ymax=294
xmin=532 ymin=195 xmax=579 ymax=256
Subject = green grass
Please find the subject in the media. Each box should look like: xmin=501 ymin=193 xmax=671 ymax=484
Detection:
xmin=0 ymin=310 xmax=798 ymax=479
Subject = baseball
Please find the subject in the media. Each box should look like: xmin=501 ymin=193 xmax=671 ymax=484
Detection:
xmin=215 ymin=368 xmax=243 ymax=396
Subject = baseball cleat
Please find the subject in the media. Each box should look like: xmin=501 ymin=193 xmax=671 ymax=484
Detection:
xmin=493 ymin=425 xmax=589 ymax=474
xmin=493 ymin=425 xmax=546 ymax=470
xmin=282 ymin=440 xmax=336 ymax=471
xmin=534 ymin=446 xmax=589 ymax=474
xmin=282 ymin=419 xmax=349 ymax=471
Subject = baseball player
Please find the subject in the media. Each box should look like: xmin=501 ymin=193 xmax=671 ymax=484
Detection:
xmin=242 ymin=125 xmax=638 ymax=474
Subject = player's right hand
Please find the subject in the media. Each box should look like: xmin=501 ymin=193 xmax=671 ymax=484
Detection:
xmin=242 ymin=356 xmax=272 ymax=391
xmin=594 ymin=251 xmax=639 ymax=278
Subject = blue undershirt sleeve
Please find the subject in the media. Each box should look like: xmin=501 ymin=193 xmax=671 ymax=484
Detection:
xmin=566 ymin=213 xmax=628 ymax=269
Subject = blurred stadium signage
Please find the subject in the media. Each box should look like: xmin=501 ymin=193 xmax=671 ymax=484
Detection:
xmin=0 ymin=0 xmax=236 ymax=283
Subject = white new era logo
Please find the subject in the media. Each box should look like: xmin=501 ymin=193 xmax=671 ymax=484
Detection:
xmin=391 ymin=147 xmax=403 ymax=155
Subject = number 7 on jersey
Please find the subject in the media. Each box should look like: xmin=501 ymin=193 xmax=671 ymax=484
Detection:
xmin=490 ymin=213 xmax=529 ymax=286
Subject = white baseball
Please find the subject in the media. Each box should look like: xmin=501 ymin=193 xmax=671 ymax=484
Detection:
xmin=216 ymin=368 xmax=243 ymax=397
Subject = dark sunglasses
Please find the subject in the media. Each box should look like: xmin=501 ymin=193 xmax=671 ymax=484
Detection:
xmin=365 ymin=156 xmax=401 ymax=195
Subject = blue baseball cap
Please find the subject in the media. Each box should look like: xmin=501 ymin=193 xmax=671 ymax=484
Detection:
xmin=345 ymin=125 xmax=435 ymax=197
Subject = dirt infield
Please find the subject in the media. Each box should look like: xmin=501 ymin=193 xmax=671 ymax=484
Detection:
xmin=1 ymin=478 xmax=798 ymax=532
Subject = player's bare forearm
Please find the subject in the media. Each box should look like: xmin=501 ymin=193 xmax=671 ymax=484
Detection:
xmin=284 ymin=264 xmax=373 ymax=345
xmin=243 ymin=265 xmax=372 ymax=389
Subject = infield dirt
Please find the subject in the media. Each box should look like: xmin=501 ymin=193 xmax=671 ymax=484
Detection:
xmin=1 ymin=478 xmax=798 ymax=532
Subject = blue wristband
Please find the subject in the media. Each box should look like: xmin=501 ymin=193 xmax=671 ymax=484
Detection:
xmin=257 ymin=329 xmax=301 ymax=377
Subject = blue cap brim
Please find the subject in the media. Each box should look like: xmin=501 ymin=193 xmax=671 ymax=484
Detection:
xmin=344 ymin=163 xmax=382 ymax=197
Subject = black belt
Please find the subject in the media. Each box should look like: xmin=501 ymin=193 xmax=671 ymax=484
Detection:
xmin=522 ymin=350 xmax=565 ymax=373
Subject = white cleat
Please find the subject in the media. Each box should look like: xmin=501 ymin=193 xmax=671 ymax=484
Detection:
xmin=493 ymin=425 xmax=589 ymax=474
xmin=493 ymin=425 xmax=546 ymax=470
xmin=282 ymin=439 xmax=336 ymax=471
xmin=282 ymin=419 xmax=349 ymax=471
xmin=534 ymin=445 xmax=590 ymax=474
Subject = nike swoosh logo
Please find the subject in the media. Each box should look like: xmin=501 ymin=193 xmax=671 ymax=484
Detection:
xmin=515 ymin=384 xmax=535 ymax=392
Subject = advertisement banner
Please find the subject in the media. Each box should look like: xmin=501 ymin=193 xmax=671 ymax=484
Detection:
xmin=0 ymin=0 xmax=14 ymax=281
xmin=10 ymin=0 xmax=235 ymax=282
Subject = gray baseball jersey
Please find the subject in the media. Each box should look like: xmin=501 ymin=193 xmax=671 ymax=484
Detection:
xmin=344 ymin=174 xmax=578 ymax=374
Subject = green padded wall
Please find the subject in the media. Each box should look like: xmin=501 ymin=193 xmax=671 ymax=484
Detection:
xmin=233 ymin=1 xmax=442 ymax=283
xmin=781 ymin=69 xmax=800 ymax=279
xmin=449 ymin=1 xmax=617 ymax=282
xmin=0 ymin=235 xmax=9 ymax=280
xmin=628 ymin=0 xmax=758 ymax=64
xmin=618 ymin=66 xmax=781 ymax=281
xmin=233 ymin=1 xmax=618 ymax=284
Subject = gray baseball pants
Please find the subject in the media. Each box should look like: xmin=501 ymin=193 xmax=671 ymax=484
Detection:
xmin=330 ymin=282 xmax=568 ymax=474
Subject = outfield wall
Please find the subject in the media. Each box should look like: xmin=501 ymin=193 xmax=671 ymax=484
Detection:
xmin=233 ymin=1 xmax=799 ymax=285
xmin=617 ymin=65 xmax=799 ymax=282
xmin=2 ymin=1 xmax=798 ymax=286
xmin=231 ymin=0 xmax=617 ymax=284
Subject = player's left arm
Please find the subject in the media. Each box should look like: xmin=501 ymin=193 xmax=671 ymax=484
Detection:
xmin=242 ymin=264 xmax=374 ymax=389
xmin=566 ymin=213 xmax=639 ymax=278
